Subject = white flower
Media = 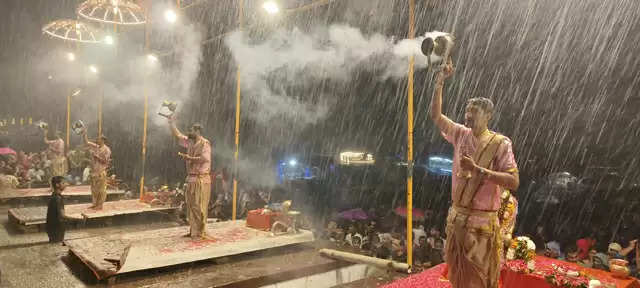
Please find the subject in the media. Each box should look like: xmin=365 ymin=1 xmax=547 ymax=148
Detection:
xmin=527 ymin=260 xmax=535 ymax=271
xmin=506 ymin=249 xmax=515 ymax=260
xmin=588 ymin=280 xmax=602 ymax=288
xmin=566 ymin=270 xmax=579 ymax=277
xmin=526 ymin=239 xmax=536 ymax=251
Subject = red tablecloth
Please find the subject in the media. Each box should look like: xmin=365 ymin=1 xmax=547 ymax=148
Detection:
xmin=502 ymin=256 xmax=640 ymax=288
xmin=382 ymin=256 xmax=640 ymax=288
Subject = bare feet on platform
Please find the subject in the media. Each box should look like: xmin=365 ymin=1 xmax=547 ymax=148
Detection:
xmin=86 ymin=206 xmax=104 ymax=212
xmin=184 ymin=233 xmax=212 ymax=241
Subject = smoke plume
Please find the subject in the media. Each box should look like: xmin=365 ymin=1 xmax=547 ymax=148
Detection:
xmin=224 ymin=25 xmax=443 ymax=124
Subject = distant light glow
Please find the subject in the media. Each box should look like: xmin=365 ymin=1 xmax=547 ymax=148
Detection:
xmin=48 ymin=75 xmax=53 ymax=80
xmin=427 ymin=155 xmax=453 ymax=176
xmin=147 ymin=54 xmax=158 ymax=62
xmin=89 ymin=65 xmax=98 ymax=73
xmin=263 ymin=1 xmax=280 ymax=14
xmin=104 ymin=35 xmax=114 ymax=45
xmin=289 ymin=159 xmax=297 ymax=166
xmin=339 ymin=151 xmax=375 ymax=165
xmin=164 ymin=9 xmax=177 ymax=23
xmin=67 ymin=52 xmax=76 ymax=61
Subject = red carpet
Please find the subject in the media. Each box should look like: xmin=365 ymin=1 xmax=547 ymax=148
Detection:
xmin=383 ymin=256 xmax=640 ymax=288
xmin=382 ymin=264 xmax=450 ymax=288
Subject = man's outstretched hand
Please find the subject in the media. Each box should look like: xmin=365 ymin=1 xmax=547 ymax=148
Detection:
xmin=437 ymin=57 xmax=455 ymax=83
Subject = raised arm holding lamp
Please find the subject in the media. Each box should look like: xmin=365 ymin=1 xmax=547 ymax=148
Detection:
xmin=430 ymin=57 xmax=519 ymax=288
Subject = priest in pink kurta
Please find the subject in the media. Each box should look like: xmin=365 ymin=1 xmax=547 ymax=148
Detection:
xmin=429 ymin=59 xmax=519 ymax=288
xmin=83 ymin=131 xmax=111 ymax=210
xmin=169 ymin=116 xmax=212 ymax=239
xmin=44 ymin=130 xmax=67 ymax=177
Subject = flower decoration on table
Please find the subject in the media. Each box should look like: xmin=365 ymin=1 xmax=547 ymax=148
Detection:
xmin=505 ymin=259 xmax=530 ymax=274
xmin=544 ymin=270 xmax=589 ymax=288
xmin=506 ymin=236 xmax=536 ymax=272
xmin=541 ymin=264 xmax=614 ymax=288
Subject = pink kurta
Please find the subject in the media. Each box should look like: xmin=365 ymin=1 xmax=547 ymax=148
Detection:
xmin=179 ymin=136 xmax=211 ymax=184
xmin=46 ymin=139 xmax=65 ymax=158
xmin=443 ymin=122 xmax=518 ymax=288
xmin=442 ymin=122 xmax=518 ymax=211
xmin=178 ymin=135 xmax=212 ymax=238
xmin=87 ymin=142 xmax=111 ymax=174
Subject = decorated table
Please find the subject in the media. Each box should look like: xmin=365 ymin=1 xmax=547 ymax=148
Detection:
xmin=501 ymin=256 xmax=639 ymax=288
xmin=382 ymin=256 xmax=640 ymax=288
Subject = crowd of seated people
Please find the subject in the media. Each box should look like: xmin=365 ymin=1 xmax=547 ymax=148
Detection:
xmin=0 ymin=143 xmax=90 ymax=189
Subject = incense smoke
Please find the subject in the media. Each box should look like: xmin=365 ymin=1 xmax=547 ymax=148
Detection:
xmin=224 ymin=25 xmax=443 ymax=125
xmin=35 ymin=19 xmax=203 ymax=137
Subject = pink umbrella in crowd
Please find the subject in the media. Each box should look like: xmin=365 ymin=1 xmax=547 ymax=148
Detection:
xmin=338 ymin=208 xmax=370 ymax=221
xmin=0 ymin=147 xmax=16 ymax=156
xmin=394 ymin=206 xmax=425 ymax=221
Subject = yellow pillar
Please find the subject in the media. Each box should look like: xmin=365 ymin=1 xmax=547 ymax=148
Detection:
xmin=140 ymin=0 xmax=151 ymax=200
xmin=66 ymin=92 xmax=71 ymax=151
xmin=406 ymin=0 xmax=416 ymax=270
xmin=98 ymin=89 xmax=103 ymax=136
xmin=232 ymin=0 xmax=244 ymax=221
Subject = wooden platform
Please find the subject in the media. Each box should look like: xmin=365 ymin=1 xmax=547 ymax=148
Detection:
xmin=8 ymin=199 xmax=176 ymax=232
xmin=0 ymin=185 xmax=123 ymax=203
xmin=65 ymin=220 xmax=315 ymax=280
xmin=8 ymin=206 xmax=48 ymax=227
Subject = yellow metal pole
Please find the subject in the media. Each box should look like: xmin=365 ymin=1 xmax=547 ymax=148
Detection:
xmin=406 ymin=0 xmax=416 ymax=270
xmin=232 ymin=0 xmax=243 ymax=221
xmin=98 ymin=89 xmax=103 ymax=136
xmin=67 ymin=41 xmax=78 ymax=154
xmin=66 ymin=92 xmax=71 ymax=152
xmin=140 ymin=0 xmax=151 ymax=200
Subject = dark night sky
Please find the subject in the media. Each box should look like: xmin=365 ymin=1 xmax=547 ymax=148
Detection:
xmin=1 ymin=0 xmax=640 ymax=188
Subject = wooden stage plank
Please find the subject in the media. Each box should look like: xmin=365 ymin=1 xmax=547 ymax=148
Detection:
xmin=63 ymin=199 xmax=176 ymax=220
xmin=7 ymin=199 xmax=176 ymax=228
xmin=8 ymin=206 xmax=48 ymax=225
xmin=65 ymin=220 xmax=315 ymax=279
xmin=0 ymin=185 xmax=123 ymax=201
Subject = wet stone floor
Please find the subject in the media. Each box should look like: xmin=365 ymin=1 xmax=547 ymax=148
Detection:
xmin=0 ymin=204 xmax=394 ymax=288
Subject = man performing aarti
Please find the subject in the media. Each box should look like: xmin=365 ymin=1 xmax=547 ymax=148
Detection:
xmin=168 ymin=115 xmax=212 ymax=239
xmin=82 ymin=130 xmax=111 ymax=210
xmin=43 ymin=129 xmax=67 ymax=177
xmin=429 ymin=59 xmax=519 ymax=288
